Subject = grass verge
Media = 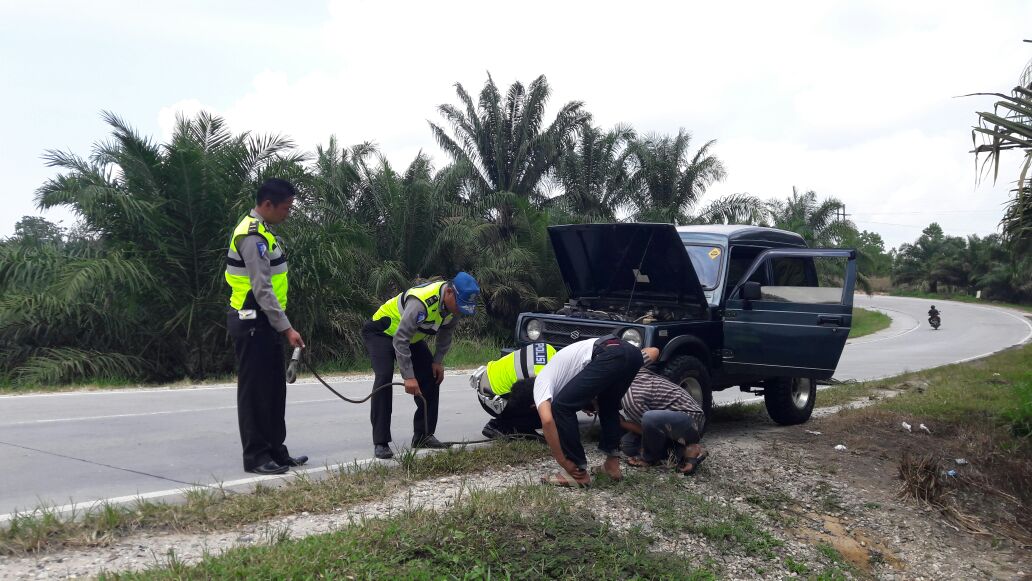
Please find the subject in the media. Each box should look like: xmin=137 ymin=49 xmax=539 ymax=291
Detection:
xmin=891 ymin=289 xmax=1032 ymax=313
xmin=0 ymin=441 xmax=547 ymax=556
xmin=849 ymin=307 xmax=891 ymax=338
xmin=101 ymin=485 xmax=715 ymax=580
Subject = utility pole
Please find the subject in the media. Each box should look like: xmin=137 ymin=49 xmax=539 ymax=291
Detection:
xmin=836 ymin=205 xmax=851 ymax=223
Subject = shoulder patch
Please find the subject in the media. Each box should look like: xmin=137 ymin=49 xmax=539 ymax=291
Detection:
xmin=416 ymin=311 xmax=427 ymax=323
xmin=256 ymin=241 xmax=268 ymax=258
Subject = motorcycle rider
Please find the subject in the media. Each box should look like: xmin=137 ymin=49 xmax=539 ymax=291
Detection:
xmin=928 ymin=305 xmax=941 ymax=327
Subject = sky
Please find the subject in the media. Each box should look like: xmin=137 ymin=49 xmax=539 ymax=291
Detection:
xmin=2 ymin=0 xmax=1030 ymax=249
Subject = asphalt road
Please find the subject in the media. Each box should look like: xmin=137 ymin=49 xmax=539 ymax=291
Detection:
xmin=1 ymin=295 xmax=1029 ymax=519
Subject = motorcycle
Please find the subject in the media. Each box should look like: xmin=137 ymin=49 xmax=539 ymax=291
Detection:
xmin=928 ymin=314 xmax=941 ymax=330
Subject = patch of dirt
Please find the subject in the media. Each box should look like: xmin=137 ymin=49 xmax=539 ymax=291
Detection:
xmin=771 ymin=407 xmax=1031 ymax=578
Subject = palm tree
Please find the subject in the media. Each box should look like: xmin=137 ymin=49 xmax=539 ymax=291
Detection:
xmin=624 ymin=130 xmax=764 ymax=224
xmin=550 ymin=124 xmax=635 ymax=222
xmin=765 ymin=187 xmax=853 ymax=247
xmin=969 ymin=48 xmax=1032 ymax=252
xmin=429 ymin=74 xmax=590 ymax=204
xmin=2 ymin=111 xmax=308 ymax=383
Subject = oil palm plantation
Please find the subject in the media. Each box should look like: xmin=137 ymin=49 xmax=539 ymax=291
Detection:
xmin=765 ymin=187 xmax=853 ymax=247
xmin=550 ymin=124 xmax=635 ymax=222
xmin=624 ymin=130 xmax=763 ymax=224
xmin=1 ymin=112 xmax=308 ymax=383
xmin=429 ymin=73 xmax=590 ymax=205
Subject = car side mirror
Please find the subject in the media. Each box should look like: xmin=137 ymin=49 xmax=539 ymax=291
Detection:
xmin=741 ymin=281 xmax=762 ymax=301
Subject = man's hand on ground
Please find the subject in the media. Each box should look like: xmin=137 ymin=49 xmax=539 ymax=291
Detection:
xmin=431 ymin=362 xmax=445 ymax=384
xmin=283 ymin=328 xmax=305 ymax=348
xmin=404 ymin=377 xmax=422 ymax=396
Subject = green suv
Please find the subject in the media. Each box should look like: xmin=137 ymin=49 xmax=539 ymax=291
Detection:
xmin=513 ymin=223 xmax=858 ymax=425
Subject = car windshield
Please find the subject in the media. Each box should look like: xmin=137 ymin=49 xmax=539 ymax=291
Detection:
xmin=682 ymin=244 xmax=723 ymax=290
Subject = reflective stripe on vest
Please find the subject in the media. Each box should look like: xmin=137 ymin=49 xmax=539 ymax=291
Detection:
xmin=485 ymin=342 xmax=556 ymax=396
xmin=225 ymin=214 xmax=289 ymax=310
xmin=371 ymin=281 xmax=452 ymax=343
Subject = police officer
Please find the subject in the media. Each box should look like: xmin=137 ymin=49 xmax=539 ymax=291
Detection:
xmin=225 ymin=178 xmax=307 ymax=475
xmin=470 ymin=342 xmax=556 ymax=440
xmin=364 ymin=273 xmax=480 ymax=459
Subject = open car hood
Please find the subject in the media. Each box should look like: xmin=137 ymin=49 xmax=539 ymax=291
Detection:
xmin=548 ymin=223 xmax=709 ymax=310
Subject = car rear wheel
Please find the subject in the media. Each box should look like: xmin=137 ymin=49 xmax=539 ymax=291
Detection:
xmin=764 ymin=377 xmax=816 ymax=425
xmin=661 ymin=355 xmax=713 ymax=417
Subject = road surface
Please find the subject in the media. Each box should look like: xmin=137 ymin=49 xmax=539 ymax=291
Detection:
xmin=1 ymin=295 xmax=1029 ymax=519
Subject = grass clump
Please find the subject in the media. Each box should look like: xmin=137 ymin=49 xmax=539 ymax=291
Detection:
xmin=102 ymin=486 xmax=716 ymax=580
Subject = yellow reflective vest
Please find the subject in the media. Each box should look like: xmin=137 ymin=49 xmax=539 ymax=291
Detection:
xmin=371 ymin=281 xmax=452 ymax=343
xmin=225 ymin=214 xmax=289 ymax=310
xmin=486 ymin=343 xmax=556 ymax=396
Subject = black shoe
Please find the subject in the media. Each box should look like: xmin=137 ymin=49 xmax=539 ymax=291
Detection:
xmin=246 ymin=460 xmax=289 ymax=475
xmin=278 ymin=455 xmax=308 ymax=467
xmin=517 ymin=431 xmax=547 ymax=444
xmin=412 ymin=434 xmax=448 ymax=449
xmin=374 ymin=444 xmax=394 ymax=459
xmin=482 ymin=425 xmax=506 ymax=440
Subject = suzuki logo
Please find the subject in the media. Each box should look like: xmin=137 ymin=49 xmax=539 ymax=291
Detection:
xmin=570 ymin=330 xmax=580 ymax=340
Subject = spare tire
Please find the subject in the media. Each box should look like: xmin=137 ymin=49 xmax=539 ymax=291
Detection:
xmin=764 ymin=377 xmax=816 ymax=425
xmin=661 ymin=355 xmax=713 ymax=417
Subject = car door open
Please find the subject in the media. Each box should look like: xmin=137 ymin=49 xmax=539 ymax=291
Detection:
xmin=722 ymin=248 xmax=857 ymax=379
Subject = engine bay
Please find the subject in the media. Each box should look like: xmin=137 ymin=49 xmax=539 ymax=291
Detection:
xmin=554 ymin=299 xmax=699 ymax=324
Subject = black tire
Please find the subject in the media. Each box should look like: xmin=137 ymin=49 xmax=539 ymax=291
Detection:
xmin=661 ymin=355 xmax=713 ymax=417
xmin=764 ymin=377 xmax=816 ymax=425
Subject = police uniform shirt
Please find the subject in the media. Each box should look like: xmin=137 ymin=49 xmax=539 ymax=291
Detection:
xmin=392 ymin=296 xmax=457 ymax=380
xmin=238 ymin=210 xmax=291 ymax=332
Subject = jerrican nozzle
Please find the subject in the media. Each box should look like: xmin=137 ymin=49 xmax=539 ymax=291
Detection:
xmin=286 ymin=347 xmax=302 ymax=384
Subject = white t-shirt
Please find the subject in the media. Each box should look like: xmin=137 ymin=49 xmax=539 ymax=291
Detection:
xmin=532 ymin=339 xmax=597 ymax=407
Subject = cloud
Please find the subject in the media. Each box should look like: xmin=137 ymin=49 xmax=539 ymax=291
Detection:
xmin=148 ymin=0 xmax=1032 ymax=248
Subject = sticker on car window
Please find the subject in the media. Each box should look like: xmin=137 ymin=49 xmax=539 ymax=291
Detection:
xmin=708 ymin=248 xmax=721 ymax=259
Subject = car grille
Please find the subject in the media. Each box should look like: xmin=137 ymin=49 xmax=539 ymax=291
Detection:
xmin=541 ymin=320 xmax=621 ymax=347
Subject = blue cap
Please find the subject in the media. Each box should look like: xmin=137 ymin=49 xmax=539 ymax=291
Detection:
xmin=451 ymin=272 xmax=480 ymax=315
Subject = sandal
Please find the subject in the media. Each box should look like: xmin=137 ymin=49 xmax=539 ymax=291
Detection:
xmin=591 ymin=465 xmax=623 ymax=481
xmin=679 ymin=451 xmax=709 ymax=475
xmin=540 ymin=467 xmax=591 ymax=488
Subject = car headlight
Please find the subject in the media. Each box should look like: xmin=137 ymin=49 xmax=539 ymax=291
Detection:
xmin=620 ymin=328 xmax=643 ymax=347
xmin=526 ymin=319 xmax=543 ymax=341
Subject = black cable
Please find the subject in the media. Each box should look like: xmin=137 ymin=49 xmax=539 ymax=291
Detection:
xmin=0 ymin=439 xmax=207 ymax=490
xmin=300 ymin=353 xmax=510 ymax=447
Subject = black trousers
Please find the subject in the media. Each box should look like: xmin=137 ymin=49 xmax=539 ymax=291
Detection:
xmin=482 ymin=381 xmax=542 ymax=434
xmin=229 ymin=312 xmax=290 ymax=471
xmin=552 ymin=340 xmax=643 ymax=468
xmin=362 ymin=319 xmax=440 ymax=445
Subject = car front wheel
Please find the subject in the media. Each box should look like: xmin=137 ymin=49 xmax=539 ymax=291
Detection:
xmin=764 ymin=377 xmax=816 ymax=425
xmin=661 ymin=355 xmax=713 ymax=417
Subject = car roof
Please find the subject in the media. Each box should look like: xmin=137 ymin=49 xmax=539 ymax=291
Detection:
xmin=676 ymin=224 xmax=807 ymax=247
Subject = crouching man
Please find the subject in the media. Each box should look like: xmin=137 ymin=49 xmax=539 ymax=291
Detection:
xmin=470 ymin=342 xmax=557 ymax=440
xmin=533 ymin=335 xmax=658 ymax=487
xmin=620 ymin=368 xmax=709 ymax=475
